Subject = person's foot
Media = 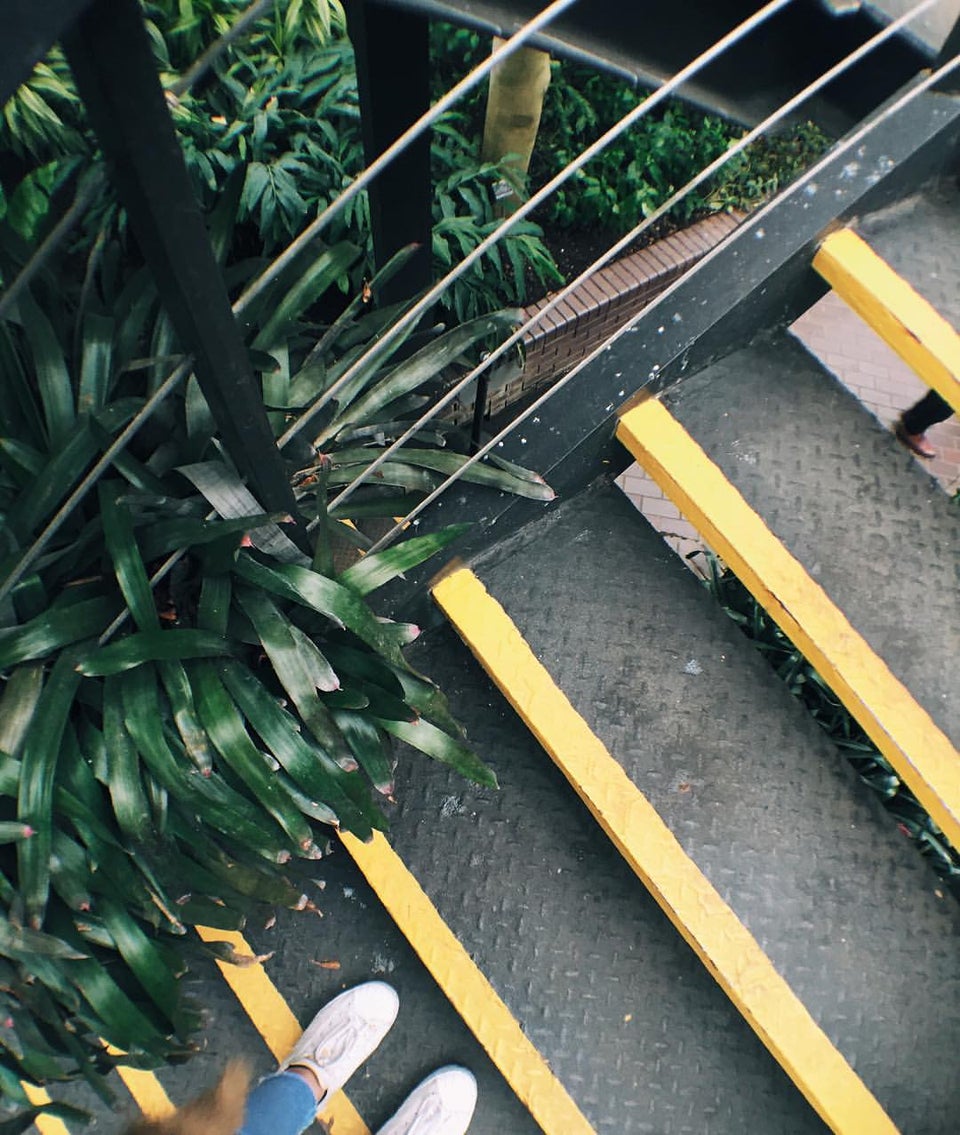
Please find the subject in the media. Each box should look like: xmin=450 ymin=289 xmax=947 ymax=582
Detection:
xmin=894 ymin=418 xmax=937 ymax=459
xmin=279 ymin=981 xmax=399 ymax=1110
xmin=375 ymin=1066 xmax=477 ymax=1135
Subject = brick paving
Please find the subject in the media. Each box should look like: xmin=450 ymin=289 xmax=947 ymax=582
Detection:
xmin=618 ymin=289 xmax=960 ymax=562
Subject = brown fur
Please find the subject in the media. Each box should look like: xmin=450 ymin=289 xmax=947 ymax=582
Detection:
xmin=123 ymin=1060 xmax=251 ymax=1135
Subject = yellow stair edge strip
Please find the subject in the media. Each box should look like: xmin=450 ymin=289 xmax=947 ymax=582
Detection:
xmin=341 ymin=830 xmax=597 ymax=1135
xmin=22 ymin=1082 xmax=70 ymax=1135
xmin=431 ymin=565 xmax=899 ymax=1135
xmin=618 ymin=398 xmax=960 ymax=847
xmin=25 ymin=930 xmax=368 ymax=1135
xmin=814 ymin=228 xmax=960 ymax=414
xmin=195 ymin=926 xmax=369 ymax=1135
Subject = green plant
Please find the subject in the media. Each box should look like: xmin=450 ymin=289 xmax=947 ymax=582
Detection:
xmin=0 ymin=1 xmax=559 ymax=323
xmin=429 ymin=24 xmax=830 ymax=242
xmin=0 ymin=164 xmax=550 ymax=1114
xmin=697 ymin=551 xmax=960 ymax=889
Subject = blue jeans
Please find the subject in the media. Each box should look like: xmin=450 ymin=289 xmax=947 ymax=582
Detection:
xmin=239 ymin=1071 xmax=318 ymax=1135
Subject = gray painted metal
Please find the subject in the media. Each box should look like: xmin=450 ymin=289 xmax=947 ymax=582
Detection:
xmin=472 ymin=481 xmax=960 ymax=1132
xmin=375 ymin=0 xmax=929 ymax=130
xmin=666 ymin=331 xmax=960 ymax=748
xmin=362 ymin=619 xmax=830 ymax=1133
xmin=381 ymin=87 xmax=960 ymax=621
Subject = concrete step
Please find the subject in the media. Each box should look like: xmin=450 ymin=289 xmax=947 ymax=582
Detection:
xmin=427 ymin=482 xmax=960 ymax=1133
xmin=813 ymin=181 xmax=960 ymax=417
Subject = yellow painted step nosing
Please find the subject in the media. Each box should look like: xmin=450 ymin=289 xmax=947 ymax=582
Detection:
xmin=431 ymin=565 xmax=899 ymax=1135
xmin=21 ymin=1082 xmax=71 ymax=1135
xmin=815 ymin=228 xmax=960 ymax=414
xmin=341 ymin=830 xmax=597 ymax=1135
xmin=195 ymin=926 xmax=368 ymax=1135
xmin=22 ymin=931 xmax=368 ymax=1134
xmin=617 ymin=397 xmax=959 ymax=849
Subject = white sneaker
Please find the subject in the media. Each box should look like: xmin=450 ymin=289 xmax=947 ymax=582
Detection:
xmin=279 ymin=981 xmax=399 ymax=1109
xmin=375 ymin=1066 xmax=478 ymax=1135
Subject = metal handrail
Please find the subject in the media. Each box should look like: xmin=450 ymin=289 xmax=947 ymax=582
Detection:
xmin=327 ymin=0 xmax=939 ymax=519
xmin=278 ymin=0 xmax=795 ymax=450
xmin=361 ymin=32 xmax=960 ymax=555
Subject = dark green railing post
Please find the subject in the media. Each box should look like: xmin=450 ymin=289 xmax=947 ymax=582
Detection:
xmin=62 ymin=0 xmax=304 ymax=530
xmin=344 ymin=0 xmax=433 ymax=306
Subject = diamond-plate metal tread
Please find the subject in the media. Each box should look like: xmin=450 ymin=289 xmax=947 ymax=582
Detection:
xmin=371 ymin=621 xmax=831 ymax=1135
xmin=666 ymin=332 xmax=960 ymax=748
xmin=472 ymin=482 xmax=960 ymax=1133
xmin=857 ymin=177 xmax=960 ymax=332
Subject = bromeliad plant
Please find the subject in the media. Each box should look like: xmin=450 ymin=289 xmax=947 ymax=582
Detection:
xmin=0 ymin=207 xmax=552 ymax=1117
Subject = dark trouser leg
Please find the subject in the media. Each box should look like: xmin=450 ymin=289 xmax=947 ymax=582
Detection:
xmin=901 ymin=390 xmax=953 ymax=434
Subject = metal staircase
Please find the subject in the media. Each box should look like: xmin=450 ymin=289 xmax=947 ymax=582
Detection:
xmin=10 ymin=4 xmax=960 ymax=1134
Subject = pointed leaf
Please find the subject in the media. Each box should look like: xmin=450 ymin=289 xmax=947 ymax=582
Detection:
xmin=17 ymin=649 xmax=82 ymax=927
xmin=99 ymin=482 xmax=158 ymax=633
xmin=337 ymin=524 xmax=469 ymax=596
xmin=77 ymin=630 xmax=232 ymax=676
xmin=378 ymin=717 xmax=497 ymax=789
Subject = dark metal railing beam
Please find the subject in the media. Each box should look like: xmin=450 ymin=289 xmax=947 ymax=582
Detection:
xmin=61 ymin=0 xmax=303 ymax=532
xmin=344 ymin=0 xmax=434 ymax=304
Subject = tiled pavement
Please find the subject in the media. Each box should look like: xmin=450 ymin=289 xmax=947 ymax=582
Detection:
xmin=617 ymin=290 xmax=960 ymax=564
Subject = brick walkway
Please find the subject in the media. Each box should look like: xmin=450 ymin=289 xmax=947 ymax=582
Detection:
xmin=617 ymin=290 xmax=960 ymax=564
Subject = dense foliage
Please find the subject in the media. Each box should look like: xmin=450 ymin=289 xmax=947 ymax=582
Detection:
xmin=0 ymin=2 xmax=561 ymax=1117
xmin=0 ymin=0 xmax=561 ymax=321
xmin=431 ymin=21 xmax=830 ymax=242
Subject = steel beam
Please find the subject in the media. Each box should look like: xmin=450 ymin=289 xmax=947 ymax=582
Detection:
xmin=61 ymin=0 xmax=302 ymax=528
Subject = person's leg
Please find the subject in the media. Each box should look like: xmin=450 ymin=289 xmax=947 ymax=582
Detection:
xmin=897 ymin=390 xmax=953 ymax=457
xmin=240 ymin=982 xmax=399 ymax=1135
xmin=239 ymin=1072 xmax=319 ymax=1135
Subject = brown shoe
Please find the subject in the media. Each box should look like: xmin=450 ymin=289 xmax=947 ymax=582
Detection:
xmin=894 ymin=418 xmax=937 ymax=459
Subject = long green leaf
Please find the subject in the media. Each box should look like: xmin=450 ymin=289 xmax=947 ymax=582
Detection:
xmin=157 ymin=660 xmax=215 ymax=776
xmin=378 ymin=717 xmax=497 ymax=789
xmin=137 ymin=511 xmax=288 ymax=563
xmin=337 ymin=524 xmax=469 ymax=596
xmin=235 ymin=586 xmax=351 ymax=765
xmin=220 ymin=660 xmax=375 ymax=839
xmin=0 ymin=597 xmax=115 ymax=670
xmin=0 ymin=663 xmax=44 ymax=754
xmin=101 ymin=681 xmax=152 ymax=840
xmin=338 ymin=447 xmax=556 ymax=501
xmin=15 ymin=288 xmax=74 ymax=447
xmin=253 ymin=241 xmax=361 ymax=353
xmin=77 ymin=312 xmax=115 ymax=414
xmin=190 ymin=660 xmax=315 ymax=852
xmin=234 ymin=555 xmax=401 ymax=663
xmin=97 ymin=897 xmax=189 ymax=1036
xmin=319 ymin=311 xmax=518 ymax=444
xmin=120 ymin=666 xmax=292 ymax=861
xmin=99 ymin=482 xmax=158 ymax=633
xmin=333 ymin=711 xmax=393 ymax=795
xmin=7 ymin=398 xmax=141 ymax=538
xmin=177 ymin=461 xmax=306 ymax=565
xmin=17 ymin=649 xmax=82 ymax=927
xmin=77 ymin=629 xmax=232 ymax=676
